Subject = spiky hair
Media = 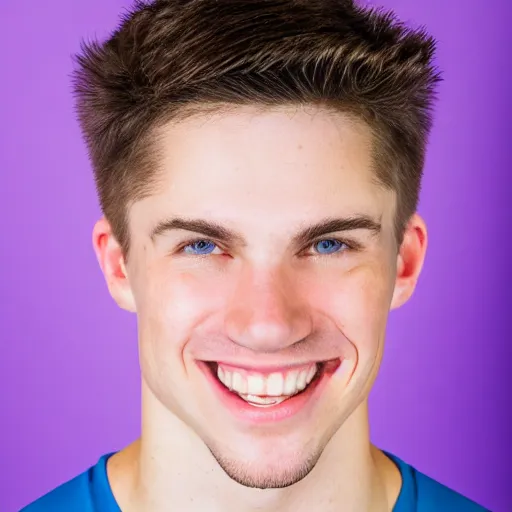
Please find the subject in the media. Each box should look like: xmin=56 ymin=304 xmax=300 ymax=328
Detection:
xmin=73 ymin=0 xmax=441 ymax=255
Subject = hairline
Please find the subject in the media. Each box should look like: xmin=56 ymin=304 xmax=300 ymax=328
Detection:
xmin=119 ymin=101 xmax=400 ymax=261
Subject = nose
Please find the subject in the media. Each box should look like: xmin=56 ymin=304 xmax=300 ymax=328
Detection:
xmin=224 ymin=264 xmax=313 ymax=353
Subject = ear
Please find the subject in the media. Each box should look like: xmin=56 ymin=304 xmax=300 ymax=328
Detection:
xmin=390 ymin=213 xmax=428 ymax=310
xmin=92 ymin=218 xmax=136 ymax=313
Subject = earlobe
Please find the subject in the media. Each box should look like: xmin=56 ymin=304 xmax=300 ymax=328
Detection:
xmin=92 ymin=218 xmax=137 ymax=313
xmin=390 ymin=214 xmax=428 ymax=310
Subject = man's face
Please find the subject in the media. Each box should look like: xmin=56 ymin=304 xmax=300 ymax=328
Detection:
xmin=103 ymin=106 xmax=423 ymax=488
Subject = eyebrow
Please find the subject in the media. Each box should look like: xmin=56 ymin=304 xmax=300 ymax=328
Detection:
xmin=151 ymin=215 xmax=381 ymax=247
xmin=150 ymin=215 xmax=381 ymax=248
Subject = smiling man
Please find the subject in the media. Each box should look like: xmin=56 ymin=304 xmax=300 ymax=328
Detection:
xmin=23 ymin=1 xmax=488 ymax=511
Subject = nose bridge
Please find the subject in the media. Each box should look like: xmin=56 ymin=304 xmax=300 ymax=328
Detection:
xmin=224 ymin=262 xmax=312 ymax=352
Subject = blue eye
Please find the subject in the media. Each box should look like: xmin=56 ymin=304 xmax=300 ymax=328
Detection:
xmin=314 ymin=239 xmax=346 ymax=255
xmin=183 ymin=240 xmax=218 ymax=255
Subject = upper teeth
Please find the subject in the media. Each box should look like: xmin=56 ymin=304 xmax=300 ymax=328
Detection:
xmin=217 ymin=364 xmax=318 ymax=397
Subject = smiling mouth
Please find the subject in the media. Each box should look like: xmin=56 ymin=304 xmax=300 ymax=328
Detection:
xmin=205 ymin=361 xmax=330 ymax=407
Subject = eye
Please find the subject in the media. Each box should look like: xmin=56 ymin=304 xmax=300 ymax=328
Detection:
xmin=312 ymin=238 xmax=348 ymax=255
xmin=182 ymin=239 xmax=222 ymax=256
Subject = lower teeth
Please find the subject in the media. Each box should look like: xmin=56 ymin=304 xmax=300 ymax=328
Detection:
xmin=238 ymin=393 xmax=291 ymax=407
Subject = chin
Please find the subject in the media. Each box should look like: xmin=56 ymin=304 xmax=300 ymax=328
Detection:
xmin=209 ymin=445 xmax=321 ymax=489
xmin=203 ymin=431 xmax=327 ymax=489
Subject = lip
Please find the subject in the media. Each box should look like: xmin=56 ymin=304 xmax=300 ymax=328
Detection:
xmin=214 ymin=361 xmax=317 ymax=375
xmin=197 ymin=359 xmax=341 ymax=425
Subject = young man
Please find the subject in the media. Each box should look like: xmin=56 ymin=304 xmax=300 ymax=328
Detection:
xmin=23 ymin=1 xmax=488 ymax=511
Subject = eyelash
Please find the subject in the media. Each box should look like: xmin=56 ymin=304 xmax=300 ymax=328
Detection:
xmin=175 ymin=237 xmax=357 ymax=257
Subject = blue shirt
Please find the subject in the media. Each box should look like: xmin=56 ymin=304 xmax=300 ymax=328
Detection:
xmin=21 ymin=451 xmax=489 ymax=511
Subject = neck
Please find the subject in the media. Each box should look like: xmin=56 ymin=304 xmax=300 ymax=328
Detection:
xmin=108 ymin=382 xmax=400 ymax=512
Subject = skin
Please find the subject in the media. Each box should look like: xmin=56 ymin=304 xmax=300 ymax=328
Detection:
xmin=93 ymin=105 xmax=427 ymax=512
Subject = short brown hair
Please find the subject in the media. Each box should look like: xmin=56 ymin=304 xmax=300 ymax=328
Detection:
xmin=72 ymin=0 xmax=441 ymax=257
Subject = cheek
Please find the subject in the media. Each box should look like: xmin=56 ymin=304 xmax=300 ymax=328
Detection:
xmin=310 ymin=263 xmax=394 ymax=351
xmin=136 ymin=266 xmax=230 ymax=357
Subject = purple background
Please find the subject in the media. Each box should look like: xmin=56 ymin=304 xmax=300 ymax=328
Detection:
xmin=1 ymin=1 xmax=510 ymax=511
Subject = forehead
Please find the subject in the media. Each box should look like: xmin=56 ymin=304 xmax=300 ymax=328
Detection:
xmin=130 ymin=106 xmax=395 ymax=234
